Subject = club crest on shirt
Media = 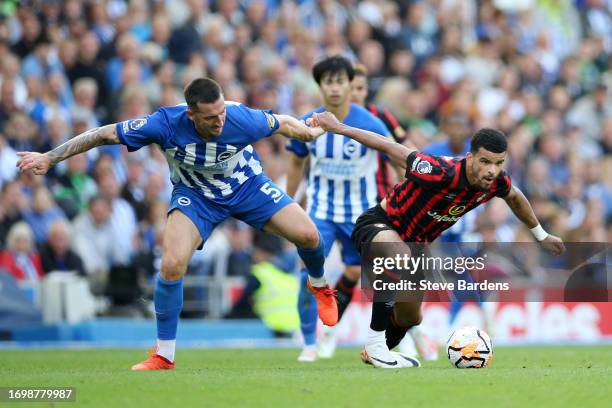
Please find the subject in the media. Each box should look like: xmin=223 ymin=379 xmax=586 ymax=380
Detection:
xmin=343 ymin=140 xmax=359 ymax=157
xmin=416 ymin=160 xmax=432 ymax=174
xmin=129 ymin=118 xmax=147 ymax=131
xmin=177 ymin=197 xmax=191 ymax=206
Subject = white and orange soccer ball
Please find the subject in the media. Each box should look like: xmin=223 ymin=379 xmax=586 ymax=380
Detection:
xmin=446 ymin=326 xmax=493 ymax=368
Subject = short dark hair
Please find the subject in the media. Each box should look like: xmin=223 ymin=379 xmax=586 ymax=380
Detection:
xmin=312 ymin=55 xmax=355 ymax=84
xmin=470 ymin=128 xmax=507 ymax=153
xmin=184 ymin=78 xmax=222 ymax=109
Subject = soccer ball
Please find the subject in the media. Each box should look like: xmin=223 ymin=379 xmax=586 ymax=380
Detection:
xmin=446 ymin=326 xmax=493 ymax=368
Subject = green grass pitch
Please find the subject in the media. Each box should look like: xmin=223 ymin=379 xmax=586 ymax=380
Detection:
xmin=1 ymin=346 xmax=610 ymax=407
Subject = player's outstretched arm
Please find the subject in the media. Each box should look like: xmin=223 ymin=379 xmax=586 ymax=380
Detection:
xmin=17 ymin=124 xmax=120 ymax=175
xmin=274 ymin=114 xmax=324 ymax=142
xmin=503 ymin=185 xmax=565 ymax=255
xmin=311 ymin=111 xmax=415 ymax=170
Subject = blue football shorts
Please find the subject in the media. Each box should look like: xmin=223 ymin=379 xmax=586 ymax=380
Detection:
xmin=168 ymin=173 xmax=293 ymax=249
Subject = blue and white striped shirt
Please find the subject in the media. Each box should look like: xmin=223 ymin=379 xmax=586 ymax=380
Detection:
xmin=287 ymin=104 xmax=391 ymax=223
xmin=116 ymin=102 xmax=279 ymax=201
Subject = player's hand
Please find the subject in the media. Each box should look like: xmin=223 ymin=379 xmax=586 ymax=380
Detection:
xmin=539 ymin=234 xmax=565 ymax=256
xmin=295 ymin=119 xmax=324 ymax=142
xmin=310 ymin=111 xmax=343 ymax=133
xmin=16 ymin=151 xmax=53 ymax=175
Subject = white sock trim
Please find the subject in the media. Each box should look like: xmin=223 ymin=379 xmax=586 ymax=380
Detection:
xmin=156 ymin=339 xmax=176 ymax=362
xmin=367 ymin=328 xmax=386 ymax=344
xmin=309 ymin=276 xmax=326 ymax=287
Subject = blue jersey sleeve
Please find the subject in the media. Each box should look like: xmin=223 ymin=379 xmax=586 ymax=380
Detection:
xmin=370 ymin=116 xmax=392 ymax=139
xmin=285 ymin=111 xmax=314 ymax=157
xmin=116 ymin=109 xmax=171 ymax=151
xmin=234 ymin=105 xmax=280 ymax=142
xmin=285 ymin=138 xmax=309 ymax=157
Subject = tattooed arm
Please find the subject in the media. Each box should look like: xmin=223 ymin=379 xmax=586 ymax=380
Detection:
xmin=17 ymin=124 xmax=119 ymax=175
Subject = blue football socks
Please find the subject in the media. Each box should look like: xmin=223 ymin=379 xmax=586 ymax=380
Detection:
xmin=298 ymin=270 xmax=318 ymax=346
xmin=296 ymin=232 xmax=325 ymax=279
xmin=155 ymin=274 xmax=184 ymax=340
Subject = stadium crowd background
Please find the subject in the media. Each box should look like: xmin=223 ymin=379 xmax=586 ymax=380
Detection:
xmin=0 ymin=0 xmax=610 ymax=317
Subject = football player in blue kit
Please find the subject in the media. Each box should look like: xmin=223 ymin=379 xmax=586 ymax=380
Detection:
xmin=286 ymin=56 xmax=396 ymax=362
xmin=17 ymin=78 xmax=338 ymax=370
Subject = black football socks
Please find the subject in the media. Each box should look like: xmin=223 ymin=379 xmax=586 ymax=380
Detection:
xmin=335 ymin=274 xmax=358 ymax=320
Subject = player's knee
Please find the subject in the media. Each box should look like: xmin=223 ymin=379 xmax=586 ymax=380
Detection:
xmin=345 ymin=266 xmax=361 ymax=281
xmin=296 ymin=226 xmax=320 ymax=249
xmin=160 ymin=255 xmax=188 ymax=281
xmin=395 ymin=309 xmax=423 ymax=327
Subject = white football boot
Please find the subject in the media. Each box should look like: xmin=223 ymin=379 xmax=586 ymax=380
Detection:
xmin=297 ymin=346 xmax=318 ymax=362
xmin=361 ymin=341 xmax=420 ymax=368
xmin=317 ymin=326 xmax=337 ymax=359
xmin=390 ymin=351 xmax=421 ymax=367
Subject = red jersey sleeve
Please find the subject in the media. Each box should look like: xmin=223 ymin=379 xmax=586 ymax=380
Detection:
xmin=405 ymin=151 xmax=456 ymax=188
xmin=494 ymin=173 xmax=512 ymax=198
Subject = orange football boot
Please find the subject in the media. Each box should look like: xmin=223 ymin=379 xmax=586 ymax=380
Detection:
xmin=307 ymin=280 xmax=338 ymax=326
xmin=131 ymin=348 xmax=175 ymax=371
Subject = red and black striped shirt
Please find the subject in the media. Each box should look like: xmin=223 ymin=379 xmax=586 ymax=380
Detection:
xmin=385 ymin=151 xmax=512 ymax=243
xmin=367 ymin=103 xmax=407 ymax=201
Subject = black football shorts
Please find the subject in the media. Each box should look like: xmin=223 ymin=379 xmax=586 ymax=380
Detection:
xmin=351 ymin=205 xmax=395 ymax=255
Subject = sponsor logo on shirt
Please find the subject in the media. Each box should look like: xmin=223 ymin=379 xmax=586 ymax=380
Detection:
xmin=217 ymin=151 xmax=233 ymax=161
xmin=448 ymin=205 xmax=466 ymax=216
xmin=427 ymin=211 xmax=461 ymax=222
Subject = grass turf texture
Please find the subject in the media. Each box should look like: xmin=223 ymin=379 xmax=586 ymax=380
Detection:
xmin=1 ymin=346 xmax=610 ymax=408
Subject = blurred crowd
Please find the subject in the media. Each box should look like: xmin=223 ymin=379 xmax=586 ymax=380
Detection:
xmin=0 ymin=0 xmax=610 ymax=313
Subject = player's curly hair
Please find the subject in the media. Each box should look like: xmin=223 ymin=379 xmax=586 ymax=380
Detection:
xmin=184 ymin=78 xmax=222 ymax=109
xmin=470 ymin=128 xmax=507 ymax=153
xmin=312 ymin=55 xmax=355 ymax=84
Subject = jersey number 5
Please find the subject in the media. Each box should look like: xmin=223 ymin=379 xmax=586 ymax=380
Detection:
xmin=260 ymin=182 xmax=283 ymax=204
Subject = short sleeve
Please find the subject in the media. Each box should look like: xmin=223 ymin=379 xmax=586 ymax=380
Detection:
xmin=285 ymin=138 xmax=309 ymax=157
xmin=116 ymin=109 xmax=171 ymax=152
xmin=371 ymin=116 xmax=392 ymax=139
xmin=285 ymin=111 xmax=313 ymax=157
xmin=237 ymin=105 xmax=280 ymax=141
xmin=495 ymin=173 xmax=512 ymax=198
xmin=405 ymin=151 xmax=454 ymax=187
